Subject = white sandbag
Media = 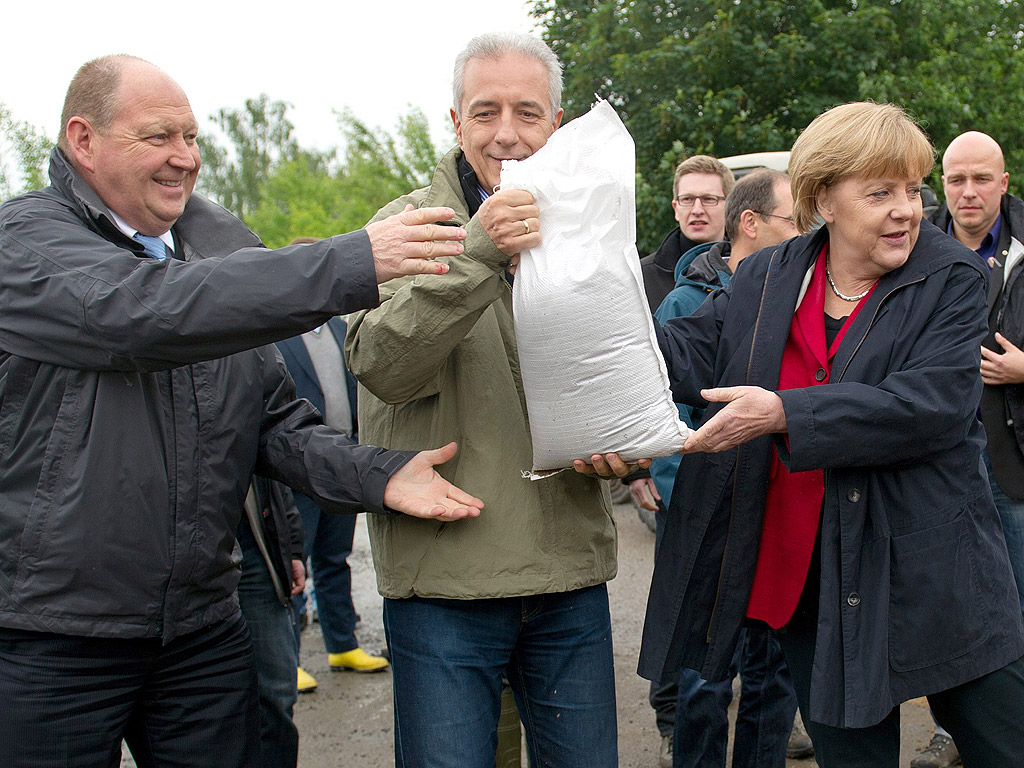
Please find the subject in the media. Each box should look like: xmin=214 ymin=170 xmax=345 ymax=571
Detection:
xmin=500 ymin=100 xmax=692 ymax=474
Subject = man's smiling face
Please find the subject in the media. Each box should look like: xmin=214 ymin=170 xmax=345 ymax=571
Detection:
xmin=451 ymin=53 xmax=562 ymax=194
xmin=83 ymin=61 xmax=201 ymax=236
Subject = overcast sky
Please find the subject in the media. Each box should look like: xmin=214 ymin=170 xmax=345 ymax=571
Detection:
xmin=2 ymin=0 xmax=538 ymax=152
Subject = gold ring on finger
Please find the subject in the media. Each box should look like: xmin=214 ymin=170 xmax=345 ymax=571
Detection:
xmin=522 ymin=219 xmax=531 ymax=235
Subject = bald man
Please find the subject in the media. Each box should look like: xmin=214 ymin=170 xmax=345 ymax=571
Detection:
xmin=922 ymin=131 xmax=1024 ymax=768
xmin=0 ymin=54 xmax=482 ymax=767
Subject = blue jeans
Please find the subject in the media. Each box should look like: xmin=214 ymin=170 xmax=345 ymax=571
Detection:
xmin=673 ymin=628 xmax=797 ymax=768
xmin=384 ymin=584 xmax=618 ymax=768
xmin=985 ymin=449 xmax=1024 ymax=613
xmin=237 ymin=523 xmax=300 ymax=768
xmin=292 ymin=502 xmax=359 ymax=654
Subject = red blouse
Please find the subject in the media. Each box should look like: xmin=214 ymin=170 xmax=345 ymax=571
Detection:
xmin=745 ymin=246 xmax=875 ymax=628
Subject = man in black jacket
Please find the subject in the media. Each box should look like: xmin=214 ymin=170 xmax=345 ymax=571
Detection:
xmin=0 ymin=54 xmax=482 ymax=768
xmin=639 ymin=154 xmax=735 ymax=313
xmin=918 ymin=131 xmax=1024 ymax=768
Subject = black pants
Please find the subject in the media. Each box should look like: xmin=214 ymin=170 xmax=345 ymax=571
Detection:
xmin=0 ymin=613 xmax=261 ymax=768
xmin=778 ymin=583 xmax=1024 ymax=768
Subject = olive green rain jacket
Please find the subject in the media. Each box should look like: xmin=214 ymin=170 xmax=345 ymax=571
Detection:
xmin=346 ymin=147 xmax=616 ymax=599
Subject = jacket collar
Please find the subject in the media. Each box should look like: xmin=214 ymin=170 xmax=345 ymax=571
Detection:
xmin=929 ymin=193 xmax=1024 ymax=251
xmin=651 ymin=227 xmax=701 ymax=271
xmin=455 ymin=151 xmax=484 ymax=218
xmin=48 ymin=148 xmax=141 ymax=248
xmin=417 ymin=146 xmax=474 ymax=225
xmin=745 ymin=221 xmax=984 ymax=390
xmin=674 ymin=240 xmax=731 ymax=287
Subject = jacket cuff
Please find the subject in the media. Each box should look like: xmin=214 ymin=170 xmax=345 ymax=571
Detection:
xmin=622 ymin=468 xmax=651 ymax=484
xmin=465 ymin=216 xmax=511 ymax=273
xmin=362 ymin=449 xmax=419 ymax=516
xmin=332 ymin=230 xmax=380 ymax=312
xmin=775 ymin=388 xmax=816 ymax=471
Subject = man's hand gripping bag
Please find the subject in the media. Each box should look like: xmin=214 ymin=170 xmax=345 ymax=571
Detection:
xmin=500 ymin=100 xmax=692 ymax=474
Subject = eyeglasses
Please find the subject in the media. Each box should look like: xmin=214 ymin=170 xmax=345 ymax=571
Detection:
xmin=754 ymin=211 xmax=796 ymax=225
xmin=675 ymin=195 xmax=726 ymax=208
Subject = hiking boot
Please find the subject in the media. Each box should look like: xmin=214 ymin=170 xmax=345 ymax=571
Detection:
xmin=910 ymin=733 xmax=961 ymax=768
xmin=658 ymin=733 xmax=673 ymax=768
xmin=786 ymin=711 xmax=814 ymax=759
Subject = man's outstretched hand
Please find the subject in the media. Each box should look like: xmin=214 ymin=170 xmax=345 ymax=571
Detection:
xmin=383 ymin=442 xmax=484 ymax=521
xmin=365 ymin=205 xmax=468 ymax=283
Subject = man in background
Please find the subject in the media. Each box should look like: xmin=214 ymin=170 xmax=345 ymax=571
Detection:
xmin=630 ymin=155 xmax=734 ymax=529
xmin=635 ymin=169 xmax=810 ymax=766
xmin=918 ymin=132 xmax=1024 ymax=768
xmin=276 ymin=241 xmax=390 ymax=678
xmin=639 ymin=155 xmax=735 ymax=312
xmin=652 ymin=169 xmax=805 ymax=768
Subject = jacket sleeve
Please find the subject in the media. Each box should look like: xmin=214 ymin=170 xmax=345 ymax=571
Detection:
xmin=0 ymin=196 xmax=379 ymax=372
xmin=777 ymin=264 xmax=988 ymax=471
xmin=267 ymin=479 xmax=305 ymax=561
xmin=654 ymin=283 xmax=717 ymax=426
xmin=654 ymin=284 xmax=713 ymax=326
xmin=654 ymin=284 xmax=732 ymax=409
xmin=345 ymin=196 xmax=509 ymax=404
xmin=254 ymin=344 xmax=416 ymax=515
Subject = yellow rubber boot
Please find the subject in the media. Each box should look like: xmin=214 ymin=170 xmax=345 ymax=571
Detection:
xmin=297 ymin=666 xmax=318 ymax=693
xmin=328 ymin=648 xmax=390 ymax=673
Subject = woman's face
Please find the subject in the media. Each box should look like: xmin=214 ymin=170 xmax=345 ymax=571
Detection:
xmin=816 ymin=175 xmax=924 ymax=277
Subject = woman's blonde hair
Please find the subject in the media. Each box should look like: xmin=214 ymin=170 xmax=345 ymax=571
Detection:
xmin=789 ymin=102 xmax=934 ymax=233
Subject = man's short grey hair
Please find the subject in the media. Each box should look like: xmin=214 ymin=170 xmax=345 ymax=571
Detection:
xmin=452 ymin=32 xmax=563 ymax=119
xmin=724 ymin=168 xmax=790 ymax=242
xmin=57 ymin=54 xmax=147 ymax=154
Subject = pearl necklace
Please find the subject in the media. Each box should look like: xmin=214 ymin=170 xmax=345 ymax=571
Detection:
xmin=826 ymin=263 xmax=872 ymax=302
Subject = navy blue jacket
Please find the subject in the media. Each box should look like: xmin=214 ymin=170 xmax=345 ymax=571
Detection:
xmin=276 ymin=317 xmax=359 ymax=520
xmin=640 ymin=220 xmax=1024 ymax=728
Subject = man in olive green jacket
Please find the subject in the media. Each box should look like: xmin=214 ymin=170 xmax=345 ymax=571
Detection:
xmin=345 ymin=32 xmax=618 ymax=768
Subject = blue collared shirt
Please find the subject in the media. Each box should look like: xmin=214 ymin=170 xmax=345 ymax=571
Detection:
xmin=949 ymin=214 xmax=1002 ymax=270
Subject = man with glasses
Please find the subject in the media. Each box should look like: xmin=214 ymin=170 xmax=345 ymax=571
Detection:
xmin=632 ymin=155 xmax=735 ymax=527
xmin=639 ymin=155 xmax=735 ymax=312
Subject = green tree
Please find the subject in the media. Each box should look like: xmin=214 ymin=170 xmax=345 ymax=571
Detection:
xmin=334 ymin=106 xmax=445 ymax=220
xmin=219 ymin=101 xmax=446 ymax=248
xmin=243 ymin=151 xmax=346 ymax=247
xmin=0 ymin=103 xmax=51 ymax=201
xmin=198 ymin=94 xmax=307 ymax=221
xmin=532 ymin=0 xmax=1024 ymax=252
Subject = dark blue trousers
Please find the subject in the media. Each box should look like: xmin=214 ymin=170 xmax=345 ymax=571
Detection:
xmin=0 ymin=613 xmax=260 ymax=768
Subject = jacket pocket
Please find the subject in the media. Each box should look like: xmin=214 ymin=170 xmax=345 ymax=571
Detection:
xmin=888 ymin=511 xmax=984 ymax=671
